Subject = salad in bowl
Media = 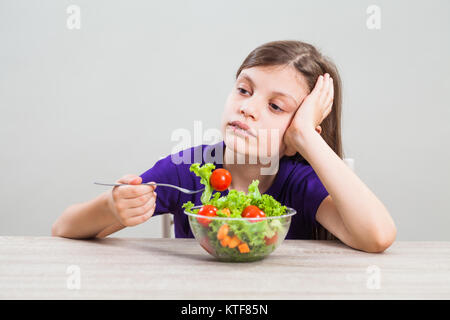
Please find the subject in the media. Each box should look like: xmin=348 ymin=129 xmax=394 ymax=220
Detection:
xmin=182 ymin=163 xmax=296 ymax=262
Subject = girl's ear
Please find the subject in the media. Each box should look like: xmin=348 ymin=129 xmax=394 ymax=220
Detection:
xmin=315 ymin=125 xmax=322 ymax=135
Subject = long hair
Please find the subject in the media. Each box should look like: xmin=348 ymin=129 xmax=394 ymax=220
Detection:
xmin=236 ymin=40 xmax=344 ymax=240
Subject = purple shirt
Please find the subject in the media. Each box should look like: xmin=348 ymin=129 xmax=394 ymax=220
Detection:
xmin=139 ymin=140 xmax=329 ymax=239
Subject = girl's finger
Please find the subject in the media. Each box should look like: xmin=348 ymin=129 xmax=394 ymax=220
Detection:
xmin=126 ymin=196 xmax=156 ymax=218
xmin=324 ymin=77 xmax=334 ymax=106
xmin=126 ymin=202 xmax=156 ymax=226
xmin=312 ymin=75 xmax=324 ymax=95
xmin=320 ymin=74 xmax=331 ymax=103
xmin=323 ymin=100 xmax=333 ymax=119
xmin=118 ymin=184 xmax=155 ymax=199
xmin=123 ymin=191 xmax=156 ymax=209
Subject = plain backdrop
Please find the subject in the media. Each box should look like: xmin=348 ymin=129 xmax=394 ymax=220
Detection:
xmin=1 ymin=0 xmax=449 ymax=240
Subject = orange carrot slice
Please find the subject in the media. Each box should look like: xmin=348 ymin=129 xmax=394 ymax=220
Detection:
xmin=238 ymin=242 xmax=250 ymax=253
xmin=228 ymin=235 xmax=241 ymax=248
xmin=217 ymin=224 xmax=229 ymax=240
xmin=220 ymin=235 xmax=231 ymax=247
xmin=221 ymin=208 xmax=231 ymax=217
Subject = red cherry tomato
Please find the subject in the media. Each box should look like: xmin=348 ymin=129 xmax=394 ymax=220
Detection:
xmin=264 ymin=233 xmax=278 ymax=245
xmin=241 ymin=205 xmax=266 ymax=223
xmin=197 ymin=205 xmax=217 ymax=227
xmin=210 ymin=168 xmax=232 ymax=191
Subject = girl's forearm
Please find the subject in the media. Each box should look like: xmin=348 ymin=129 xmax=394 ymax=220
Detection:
xmin=52 ymin=191 xmax=121 ymax=239
xmin=296 ymin=129 xmax=397 ymax=247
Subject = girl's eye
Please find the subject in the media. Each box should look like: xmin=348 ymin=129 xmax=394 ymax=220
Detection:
xmin=237 ymin=87 xmax=284 ymax=113
xmin=237 ymin=87 xmax=249 ymax=95
xmin=269 ymin=103 xmax=284 ymax=112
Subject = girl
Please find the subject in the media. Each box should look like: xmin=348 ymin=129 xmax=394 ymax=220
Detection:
xmin=52 ymin=40 xmax=397 ymax=253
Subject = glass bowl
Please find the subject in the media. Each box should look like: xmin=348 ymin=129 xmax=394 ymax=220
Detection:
xmin=184 ymin=205 xmax=297 ymax=262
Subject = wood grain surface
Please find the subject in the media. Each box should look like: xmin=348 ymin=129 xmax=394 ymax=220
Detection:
xmin=1 ymin=237 xmax=449 ymax=299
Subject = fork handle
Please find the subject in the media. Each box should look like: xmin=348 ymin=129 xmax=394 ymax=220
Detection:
xmin=93 ymin=182 xmax=157 ymax=187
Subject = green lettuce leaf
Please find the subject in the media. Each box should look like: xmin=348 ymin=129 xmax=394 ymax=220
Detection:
xmin=181 ymin=201 xmax=195 ymax=214
xmin=247 ymin=179 xmax=262 ymax=202
xmin=189 ymin=163 xmax=216 ymax=204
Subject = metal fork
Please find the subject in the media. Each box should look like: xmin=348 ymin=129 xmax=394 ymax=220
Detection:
xmin=93 ymin=182 xmax=205 ymax=194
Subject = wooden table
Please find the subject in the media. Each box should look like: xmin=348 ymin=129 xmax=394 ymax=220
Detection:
xmin=1 ymin=237 xmax=449 ymax=299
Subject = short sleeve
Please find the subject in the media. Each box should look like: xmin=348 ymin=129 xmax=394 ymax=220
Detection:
xmin=138 ymin=155 xmax=181 ymax=217
xmin=288 ymin=168 xmax=329 ymax=230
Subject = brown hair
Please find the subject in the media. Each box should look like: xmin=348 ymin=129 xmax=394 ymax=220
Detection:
xmin=236 ymin=40 xmax=344 ymax=241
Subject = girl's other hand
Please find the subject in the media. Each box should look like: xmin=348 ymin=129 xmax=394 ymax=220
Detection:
xmin=283 ymin=73 xmax=334 ymax=156
xmin=106 ymin=174 xmax=157 ymax=227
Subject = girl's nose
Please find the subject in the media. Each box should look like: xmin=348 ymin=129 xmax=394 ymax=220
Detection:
xmin=239 ymin=101 xmax=259 ymax=120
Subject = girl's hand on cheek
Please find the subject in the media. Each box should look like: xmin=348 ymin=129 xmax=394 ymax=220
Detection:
xmin=283 ymin=73 xmax=334 ymax=156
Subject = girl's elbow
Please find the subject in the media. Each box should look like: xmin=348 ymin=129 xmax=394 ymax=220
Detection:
xmin=364 ymin=209 xmax=397 ymax=253
xmin=367 ymin=225 xmax=397 ymax=253
xmin=370 ymin=236 xmax=394 ymax=253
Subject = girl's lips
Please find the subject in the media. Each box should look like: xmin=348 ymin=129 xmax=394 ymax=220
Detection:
xmin=227 ymin=123 xmax=257 ymax=138
xmin=228 ymin=121 xmax=257 ymax=137
xmin=230 ymin=120 xmax=250 ymax=131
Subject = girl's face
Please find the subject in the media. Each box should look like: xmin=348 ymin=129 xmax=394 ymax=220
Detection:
xmin=221 ymin=64 xmax=309 ymax=161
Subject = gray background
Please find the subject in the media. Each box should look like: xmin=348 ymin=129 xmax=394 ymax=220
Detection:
xmin=1 ymin=0 xmax=449 ymax=240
